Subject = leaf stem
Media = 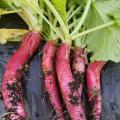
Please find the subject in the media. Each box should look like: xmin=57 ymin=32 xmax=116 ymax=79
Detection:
xmin=43 ymin=0 xmax=69 ymax=36
xmin=0 ymin=9 xmax=22 ymax=15
xmin=72 ymin=21 xmax=116 ymax=40
xmin=69 ymin=20 xmax=78 ymax=29
xmin=22 ymin=0 xmax=62 ymax=38
xmin=68 ymin=6 xmax=81 ymax=21
xmin=71 ymin=0 xmax=92 ymax=35
xmin=67 ymin=5 xmax=75 ymax=17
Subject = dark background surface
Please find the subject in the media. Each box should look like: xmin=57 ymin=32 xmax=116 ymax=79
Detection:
xmin=0 ymin=14 xmax=120 ymax=120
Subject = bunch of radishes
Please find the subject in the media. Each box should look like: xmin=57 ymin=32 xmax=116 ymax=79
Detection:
xmin=1 ymin=0 xmax=116 ymax=120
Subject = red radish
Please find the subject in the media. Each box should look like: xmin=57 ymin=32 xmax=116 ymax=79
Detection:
xmin=72 ymin=47 xmax=86 ymax=119
xmin=86 ymin=61 xmax=106 ymax=120
xmin=72 ymin=48 xmax=85 ymax=96
xmin=42 ymin=41 xmax=64 ymax=120
xmin=56 ymin=43 xmax=86 ymax=120
xmin=2 ymin=32 xmax=41 ymax=120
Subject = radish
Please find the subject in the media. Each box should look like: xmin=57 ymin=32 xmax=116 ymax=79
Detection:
xmin=0 ymin=0 xmax=45 ymax=119
xmin=42 ymin=41 xmax=64 ymax=120
xmin=2 ymin=32 xmax=41 ymax=119
xmin=72 ymin=47 xmax=86 ymax=119
xmin=41 ymin=7 xmax=65 ymax=118
xmin=72 ymin=48 xmax=85 ymax=96
xmin=86 ymin=61 xmax=106 ymax=120
xmin=56 ymin=43 xmax=86 ymax=120
xmin=43 ymin=0 xmax=92 ymax=119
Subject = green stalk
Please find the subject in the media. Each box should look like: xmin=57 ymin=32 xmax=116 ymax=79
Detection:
xmin=0 ymin=9 xmax=22 ymax=15
xmin=68 ymin=6 xmax=81 ymax=21
xmin=69 ymin=20 xmax=79 ymax=30
xmin=67 ymin=5 xmax=75 ymax=18
xmin=19 ymin=0 xmax=69 ymax=42
xmin=21 ymin=0 xmax=63 ymax=40
xmin=74 ymin=27 xmax=86 ymax=48
xmin=43 ymin=0 xmax=69 ymax=36
xmin=71 ymin=0 xmax=92 ymax=35
xmin=38 ymin=0 xmax=44 ymax=31
xmin=40 ymin=15 xmax=64 ymax=40
xmin=44 ymin=7 xmax=59 ymax=41
xmin=72 ymin=21 xmax=115 ymax=40
xmin=23 ymin=7 xmax=40 ymax=31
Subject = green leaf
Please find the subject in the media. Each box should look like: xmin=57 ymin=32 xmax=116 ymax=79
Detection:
xmin=85 ymin=0 xmax=120 ymax=62
xmin=0 ymin=1 xmax=7 ymax=8
xmin=0 ymin=0 xmax=15 ymax=9
xmin=108 ymin=10 xmax=120 ymax=26
xmin=51 ymin=0 xmax=67 ymax=23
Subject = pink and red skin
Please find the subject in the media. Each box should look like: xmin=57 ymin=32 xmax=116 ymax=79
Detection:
xmin=2 ymin=32 xmax=41 ymax=119
xmin=56 ymin=43 xmax=86 ymax=120
xmin=72 ymin=48 xmax=85 ymax=74
xmin=72 ymin=47 xmax=85 ymax=95
xmin=72 ymin=47 xmax=86 ymax=120
xmin=42 ymin=41 xmax=64 ymax=120
xmin=87 ymin=61 xmax=106 ymax=120
xmin=1 ymin=31 xmax=106 ymax=120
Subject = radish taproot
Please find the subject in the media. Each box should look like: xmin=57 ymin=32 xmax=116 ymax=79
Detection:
xmin=2 ymin=32 xmax=41 ymax=119
xmin=43 ymin=0 xmax=92 ymax=119
xmin=87 ymin=61 xmax=106 ymax=120
xmin=42 ymin=41 xmax=64 ymax=120
xmin=1 ymin=0 xmax=46 ymax=119
xmin=56 ymin=43 xmax=86 ymax=120
xmin=72 ymin=47 xmax=86 ymax=118
xmin=72 ymin=48 xmax=85 ymax=96
xmin=41 ymin=7 xmax=65 ymax=118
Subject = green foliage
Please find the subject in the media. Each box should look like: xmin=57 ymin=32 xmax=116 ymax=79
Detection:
xmin=85 ymin=0 xmax=120 ymax=62
xmin=51 ymin=0 xmax=67 ymax=23
xmin=108 ymin=10 xmax=120 ymax=26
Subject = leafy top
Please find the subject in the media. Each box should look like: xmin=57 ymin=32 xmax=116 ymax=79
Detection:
xmin=85 ymin=0 xmax=120 ymax=62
